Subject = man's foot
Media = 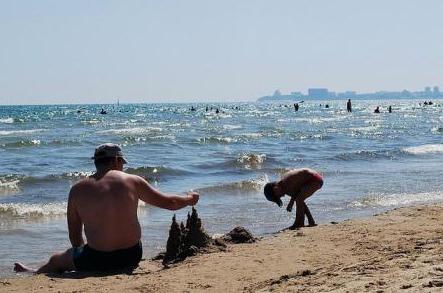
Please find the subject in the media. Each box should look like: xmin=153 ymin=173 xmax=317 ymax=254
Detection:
xmin=307 ymin=222 xmax=317 ymax=227
xmin=14 ymin=263 xmax=35 ymax=273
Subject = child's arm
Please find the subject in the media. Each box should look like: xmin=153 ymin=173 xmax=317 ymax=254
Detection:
xmin=286 ymin=196 xmax=296 ymax=212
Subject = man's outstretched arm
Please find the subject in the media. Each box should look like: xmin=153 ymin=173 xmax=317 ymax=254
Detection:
xmin=135 ymin=176 xmax=199 ymax=210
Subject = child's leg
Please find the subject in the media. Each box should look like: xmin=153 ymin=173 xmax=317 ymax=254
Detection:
xmin=291 ymin=179 xmax=322 ymax=228
xmin=303 ymin=202 xmax=316 ymax=226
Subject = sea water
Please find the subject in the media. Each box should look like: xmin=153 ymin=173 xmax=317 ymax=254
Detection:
xmin=0 ymin=100 xmax=442 ymax=276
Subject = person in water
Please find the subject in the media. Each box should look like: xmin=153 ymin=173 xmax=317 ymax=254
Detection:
xmin=346 ymin=99 xmax=352 ymax=112
xmin=374 ymin=106 xmax=380 ymax=113
xmin=264 ymin=168 xmax=323 ymax=229
xmin=14 ymin=143 xmax=199 ymax=274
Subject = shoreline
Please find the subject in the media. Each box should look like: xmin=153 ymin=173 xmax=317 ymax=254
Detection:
xmin=1 ymin=203 xmax=442 ymax=292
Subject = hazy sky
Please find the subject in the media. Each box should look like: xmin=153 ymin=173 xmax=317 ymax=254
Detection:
xmin=1 ymin=0 xmax=442 ymax=104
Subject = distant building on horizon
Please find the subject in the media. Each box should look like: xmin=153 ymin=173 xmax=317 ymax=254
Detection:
xmin=308 ymin=88 xmax=329 ymax=99
xmin=257 ymin=85 xmax=443 ymax=102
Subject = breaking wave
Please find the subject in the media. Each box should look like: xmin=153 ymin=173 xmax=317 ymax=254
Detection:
xmin=125 ymin=166 xmax=191 ymax=181
xmin=195 ymin=177 xmax=267 ymax=195
xmin=0 ymin=174 xmax=22 ymax=195
xmin=0 ymin=202 xmax=67 ymax=219
xmin=0 ymin=129 xmax=45 ymax=136
xmin=333 ymin=149 xmax=399 ymax=161
xmin=402 ymin=144 xmax=443 ymax=155
xmin=0 ymin=139 xmax=41 ymax=148
xmin=98 ymin=127 xmax=164 ymax=136
xmin=235 ymin=153 xmax=267 ymax=169
xmin=349 ymin=191 xmax=443 ymax=208
xmin=0 ymin=172 xmax=93 ymax=193
xmin=0 ymin=118 xmax=14 ymax=124
xmin=197 ymin=136 xmax=238 ymax=144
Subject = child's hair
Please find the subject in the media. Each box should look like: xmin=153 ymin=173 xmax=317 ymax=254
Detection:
xmin=263 ymin=182 xmax=282 ymax=207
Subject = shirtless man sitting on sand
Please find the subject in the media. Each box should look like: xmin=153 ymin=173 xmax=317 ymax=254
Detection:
xmin=14 ymin=143 xmax=199 ymax=273
xmin=264 ymin=168 xmax=323 ymax=229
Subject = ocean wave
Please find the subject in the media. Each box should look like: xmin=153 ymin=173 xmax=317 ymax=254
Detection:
xmin=0 ymin=174 xmax=22 ymax=194
xmin=236 ymin=153 xmax=267 ymax=169
xmin=81 ymin=119 xmax=101 ymax=125
xmin=349 ymin=191 xmax=443 ymax=208
xmin=125 ymin=166 xmax=190 ymax=180
xmin=402 ymin=144 xmax=443 ymax=155
xmin=99 ymin=127 xmax=164 ymax=136
xmin=197 ymin=136 xmax=238 ymax=144
xmin=0 ymin=202 xmax=67 ymax=219
xmin=58 ymin=171 xmax=94 ymax=180
xmin=196 ymin=133 xmax=263 ymax=144
xmin=431 ymin=127 xmax=443 ymax=134
xmin=0 ymin=139 xmax=41 ymax=148
xmin=123 ymin=135 xmax=176 ymax=144
xmin=333 ymin=149 xmax=398 ymax=161
xmin=0 ymin=118 xmax=14 ymax=124
xmin=195 ymin=177 xmax=268 ymax=195
xmin=0 ymin=172 xmax=93 ymax=192
xmin=0 ymin=129 xmax=45 ymax=136
xmin=222 ymin=124 xmax=242 ymax=130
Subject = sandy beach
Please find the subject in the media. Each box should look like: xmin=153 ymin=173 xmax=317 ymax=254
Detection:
xmin=1 ymin=203 xmax=442 ymax=293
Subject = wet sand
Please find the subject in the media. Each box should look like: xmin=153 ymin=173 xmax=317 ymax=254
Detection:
xmin=1 ymin=203 xmax=442 ymax=292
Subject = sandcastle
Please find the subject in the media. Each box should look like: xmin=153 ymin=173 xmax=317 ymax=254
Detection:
xmin=162 ymin=207 xmax=256 ymax=265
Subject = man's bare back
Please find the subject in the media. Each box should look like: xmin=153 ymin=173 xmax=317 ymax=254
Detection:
xmin=69 ymin=170 xmax=142 ymax=251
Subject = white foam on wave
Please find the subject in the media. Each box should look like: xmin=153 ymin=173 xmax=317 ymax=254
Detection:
xmin=0 ymin=118 xmax=14 ymax=124
xmin=223 ymin=124 xmax=242 ymax=130
xmin=0 ymin=180 xmax=20 ymax=193
xmin=241 ymin=132 xmax=262 ymax=139
xmin=197 ymin=136 xmax=237 ymax=144
xmin=403 ymin=144 xmax=443 ymax=155
xmin=349 ymin=125 xmax=380 ymax=133
xmin=291 ymin=116 xmax=347 ymax=125
xmin=349 ymin=191 xmax=443 ymax=208
xmin=237 ymin=153 xmax=266 ymax=169
xmin=0 ymin=129 xmax=45 ymax=136
xmin=99 ymin=127 xmax=163 ymax=135
xmin=0 ymin=202 xmax=67 ymax=218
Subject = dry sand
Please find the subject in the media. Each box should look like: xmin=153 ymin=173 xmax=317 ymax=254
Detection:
xmin=1 ymin=203 xmax=442 ymax=292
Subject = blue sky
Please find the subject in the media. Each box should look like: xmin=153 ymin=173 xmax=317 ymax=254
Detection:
xmin=1 ymin=0 xmax=442 ymax=104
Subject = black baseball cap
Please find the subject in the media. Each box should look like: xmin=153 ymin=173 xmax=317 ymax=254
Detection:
xmin=91 ymin=143 xmax=128 ymax=164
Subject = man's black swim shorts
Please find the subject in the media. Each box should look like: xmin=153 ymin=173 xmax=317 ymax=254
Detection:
xmin=73 ymin=242 xmax=142 ymax=271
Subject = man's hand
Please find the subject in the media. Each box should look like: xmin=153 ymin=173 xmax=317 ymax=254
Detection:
xmin=187 ymin=191 xmax=199 ymax=206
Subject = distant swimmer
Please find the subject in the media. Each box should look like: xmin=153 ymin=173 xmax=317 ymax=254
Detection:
xmin=347 ymin=99 xmax=352 ymax=112
xmin=190 ymin=106 xmax=196 ymax=111
xmin=100 ymin=108 xmax=107 ymax=115
xmin=294 ymin=103 xmax=299 ymax=112
xmin=13 ymin=143 xmax=199 ymax=274
xmin=388 ymin=105 xmax=392 ymax=113
xmin=215 ymin=108 xmax=220 ymax=114
xmin=264 ymin=168 xmax=323 ymax=229
xmin=429 ymin=101 xmax=433 ymax=105
xmin=325 ymin=104 xmax=330 ymax=108
xmin=374 ymin=106 xmax=380 ymax=113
